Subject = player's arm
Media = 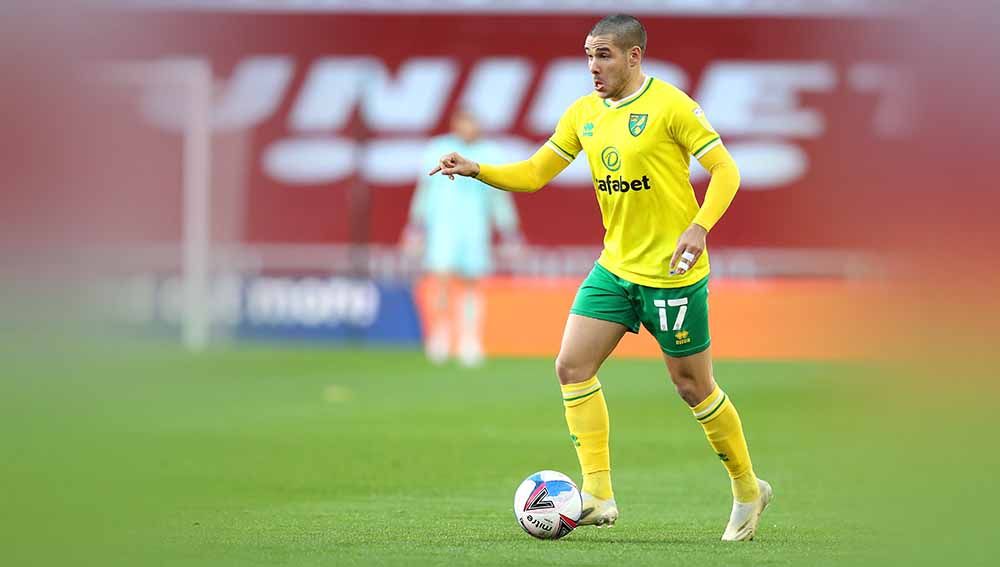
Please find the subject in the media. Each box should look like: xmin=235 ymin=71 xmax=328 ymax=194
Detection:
xmin=431 ymin=100 xmax=582 ymax=193
xmin=669 ymin=144 xmax=740 ymax=275
xmin=692 ymin=144 xmax=741 ymax=232
xmin=478 ymin=145 xmax=570 ymax=193
xmin=429 ymin=145 xmax=570 ymax=193
xmin=667 ymin=97 xmax=741 ymax=276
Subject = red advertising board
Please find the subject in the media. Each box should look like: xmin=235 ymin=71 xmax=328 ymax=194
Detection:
xmin=91 ymin=11 xmax=910 ymax=249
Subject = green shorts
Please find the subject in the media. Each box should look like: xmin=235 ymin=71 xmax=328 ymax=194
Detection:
xmin=569 ymin=262 xmax=711 ymax=357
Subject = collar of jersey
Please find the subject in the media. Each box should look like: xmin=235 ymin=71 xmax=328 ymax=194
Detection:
xmin=602 ymin=75 xmax=652 ymax=109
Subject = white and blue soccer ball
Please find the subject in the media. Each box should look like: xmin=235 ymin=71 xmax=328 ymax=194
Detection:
xmin=513 ymin=470 xmax=582 ymax=539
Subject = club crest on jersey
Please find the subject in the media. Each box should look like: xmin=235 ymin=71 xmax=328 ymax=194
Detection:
xmin=628 ymin=113 xmax=648 ymax=137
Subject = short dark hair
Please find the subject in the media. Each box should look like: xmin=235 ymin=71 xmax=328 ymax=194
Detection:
xmin=589 ymin=14 xmax=647 ymax=53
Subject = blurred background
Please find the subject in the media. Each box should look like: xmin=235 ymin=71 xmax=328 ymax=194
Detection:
xmin=2 ymin=0 xmax=998 ymax=565
xmin=8 ymin=0 xmax=919 ymax=358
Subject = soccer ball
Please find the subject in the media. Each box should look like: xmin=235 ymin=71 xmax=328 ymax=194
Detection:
xmin=513 ymin=470 xmax=582 ymax=539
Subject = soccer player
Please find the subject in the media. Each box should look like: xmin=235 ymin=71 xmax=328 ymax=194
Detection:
xmin=430 ymin=15 xmax=771 ymax=540
xmin=403 ymin=108 xmax=522 ymax=367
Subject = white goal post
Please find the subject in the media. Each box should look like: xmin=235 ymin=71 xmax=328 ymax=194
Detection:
xmin=102 ymin=59 xmax=213 ymax=351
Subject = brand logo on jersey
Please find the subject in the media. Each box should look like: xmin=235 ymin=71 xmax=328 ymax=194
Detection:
xmin=628 ymin=113 xmax=648 ymax=136
xmin=600 ymin=146 xmax=621 ymax=171
xmin=582 ymin=122 xmax=594 ymax=137
xmin=595 ymin=174 xmax=651 ymax=194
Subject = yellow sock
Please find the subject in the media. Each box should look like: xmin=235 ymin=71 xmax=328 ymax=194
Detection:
xmin=561 ymin=376 xmax=613 ymax=500
xmin=692 ymin=385 xmax=760 ymax=503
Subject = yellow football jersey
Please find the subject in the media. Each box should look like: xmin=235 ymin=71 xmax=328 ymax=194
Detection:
xmin=546 ymin=76 xmax=722 ymax=288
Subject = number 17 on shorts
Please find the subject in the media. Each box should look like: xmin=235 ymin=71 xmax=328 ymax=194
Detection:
xmin=641 ymin=276 xmax=711 ymax=358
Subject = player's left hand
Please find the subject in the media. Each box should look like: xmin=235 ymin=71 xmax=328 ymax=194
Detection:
xmin=669 ymin=223 xmax=708 ymax=276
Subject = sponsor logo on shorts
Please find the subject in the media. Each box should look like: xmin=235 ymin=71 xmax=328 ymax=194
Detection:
xmin=674 ymin=330 xmax=691 ymax=345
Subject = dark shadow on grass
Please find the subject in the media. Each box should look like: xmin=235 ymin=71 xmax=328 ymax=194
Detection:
xmin=575 ymin=536 xmax=709 ymax=545
xmin=471 ymin=532 xmax=714 ymax=546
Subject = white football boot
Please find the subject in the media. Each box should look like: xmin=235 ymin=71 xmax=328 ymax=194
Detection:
xmin=578 ymin=492 xmax=619 ymax=527
xmin=457 ymin=336 xmax=484 ymax=368
xmin=457 ymin=291 xmax=484 ymax=368
xmin=722 ymin=478 xmax=773 ymax=541
xmin=425 ymin=325 xmax=450 ymax=365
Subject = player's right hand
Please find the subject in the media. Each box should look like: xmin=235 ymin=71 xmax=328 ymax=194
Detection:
xmin=429 ymin=152 xmax=480 ymax=180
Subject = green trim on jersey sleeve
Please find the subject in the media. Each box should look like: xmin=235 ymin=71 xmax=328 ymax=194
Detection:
xmin=546 ymin=139 xmax=577 ymax=162
xmin=693 ymin=136 xmax=722 ymax=159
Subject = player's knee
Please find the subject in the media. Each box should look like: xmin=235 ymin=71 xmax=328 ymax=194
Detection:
xmin=554 ymin=356 xmax=592 ymax=385
xmin=669 ymin=370 xmax=706 ymax=406
xmin=673 ymin=381 xmax=704 ymax=406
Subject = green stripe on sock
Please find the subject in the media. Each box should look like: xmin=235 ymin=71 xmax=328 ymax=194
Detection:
xmin=563 ymin=387 xmax=602 ymax=403
xmin=696 ymin=394 xmax=728 ymax=422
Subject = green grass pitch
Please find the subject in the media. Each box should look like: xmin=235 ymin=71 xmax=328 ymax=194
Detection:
xmin=4 ymin=344 xmax=897 ymax=566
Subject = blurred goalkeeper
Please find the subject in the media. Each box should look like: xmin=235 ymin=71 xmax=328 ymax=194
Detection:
xmin=402 ymin=108 xmax=522 ymax=367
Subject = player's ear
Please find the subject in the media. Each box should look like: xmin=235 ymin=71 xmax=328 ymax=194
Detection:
xmin=629 ymin=46 xmax=641 ymax=67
